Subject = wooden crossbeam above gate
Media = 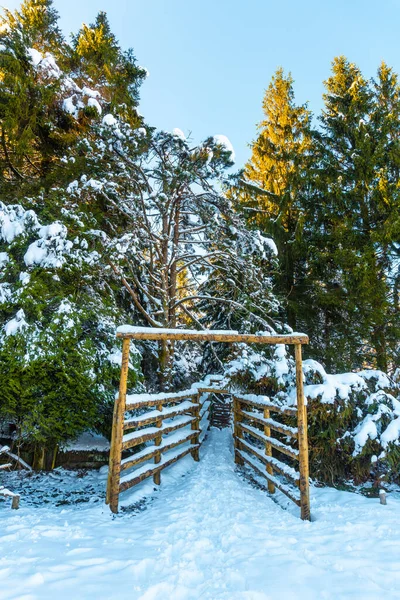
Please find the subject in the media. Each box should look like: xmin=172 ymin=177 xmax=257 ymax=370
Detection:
xmin=116 ymin=326 xmax=309 ymax=345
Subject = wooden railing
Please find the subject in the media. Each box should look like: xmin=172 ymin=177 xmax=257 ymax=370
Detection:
xmin=106 ymin=339 xmax=223 ymax=514
xmin=232 ymin=377 xmax=310 ymax=519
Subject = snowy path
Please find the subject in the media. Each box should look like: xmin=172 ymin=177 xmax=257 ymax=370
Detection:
xmin=1 ymin=429 xmax=400 ymax=599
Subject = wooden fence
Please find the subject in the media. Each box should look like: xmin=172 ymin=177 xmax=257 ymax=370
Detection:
xmin=108 ymin=328 xmax=310 ymax=520
xmin=106 ymin=342 xmax=223 ymax=513
xmin=233 ymin=388 xmax=310 ymax=520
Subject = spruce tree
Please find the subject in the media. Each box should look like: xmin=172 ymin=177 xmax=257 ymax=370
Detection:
xmin=237 ymin=68 xmax=313 ymax=330
xmin=72 ymin=12 xmax=146 ymax=126
xmin=311 ymin=56 xmax=399 ymax=371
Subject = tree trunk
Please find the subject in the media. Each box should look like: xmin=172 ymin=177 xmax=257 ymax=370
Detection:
xmin=158 ymin=339 xmax=173 ymax=391
xmin=372 ymin=326 xmax=388 ymax=372
xmin=51 ymin=445 xmax=58 ymax=471
xmin=32 ymin=445 xmax=46 ymax=471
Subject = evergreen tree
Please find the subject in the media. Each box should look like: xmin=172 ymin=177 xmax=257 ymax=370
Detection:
xmin=72 ymin=12 xmax=147 ymax=126
xmin=2 ymin=0 xmax=63 ymax=53
xmin=310 ymin=56 xmax=399 ymax=371
xmin=0 ymin=2 xmax=148 ymax=467
xmin=0 ymin=199 xmax=141 ymax=469
xmin=237 ymin=68 xmax=313 ymax=330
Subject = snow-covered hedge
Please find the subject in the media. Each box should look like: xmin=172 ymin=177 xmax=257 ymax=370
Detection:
xmin=225 ymin=344 xmax=400 ymax=485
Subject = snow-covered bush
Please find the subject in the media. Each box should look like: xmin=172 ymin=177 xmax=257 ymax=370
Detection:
xmin=225 ymin=344 xmax=400 ymax=485
xmin=0 ymin=201 xmax=142 ymax=469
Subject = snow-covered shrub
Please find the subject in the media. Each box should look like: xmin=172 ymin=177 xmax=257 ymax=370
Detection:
xmin=225 ymin=344 xmax=400 ymax=485
xmin=0 ymin=201 xmax=142 ymax=469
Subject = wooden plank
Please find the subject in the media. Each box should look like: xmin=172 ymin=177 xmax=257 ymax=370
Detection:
xmin=233 ymin=397 xmax=244 ymax=465
xmin=264 ymin=407 xmax=275 ymax=494
xmin=126 ymin=392 xmax=195 ymax=410
xmin=106 ymin=337 xmax=130 ymax=514
xmin=200 ymin=400 xmax=211 ymax=419
xmin=236 ymin=409 xmax=298 ymax=438
xmin=238 ymin=422 xmax=299 ymax=461
xmin=122 ymin=416 xmax=194 ymax=450
xmin=119 ymin=446 xmax=196 ymax=493
xmin=295 ymin=343 xmax=311 ymax=521
xmin=237 ymin=437 xmax=299 ymax=485
xmin=264 ymin=417 xmax=298 ymax=439
xmin=0 ymin=487 xmax=21 ymax=509
xmin=124 ymin=401 xmax=196 ymax=430
xmin=117 ymin=329 xmax=309 ymax=345
xmin=238 ymin=450 xmax=301 ymax=507
xmin=191 ymin=394 xmax=200 ymax=461
xmin=121 ymin=431 xmax=199 ymax=471
xmin=153 ymin=402 xmax=163 ymax=485
xmin=235 ymin=395 xmax=297 ymax=416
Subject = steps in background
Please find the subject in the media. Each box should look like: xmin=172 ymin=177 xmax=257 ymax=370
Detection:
xmin=210 ymin=397 xmax=232 ymax=428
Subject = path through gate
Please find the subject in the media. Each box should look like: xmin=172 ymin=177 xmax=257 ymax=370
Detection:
xmin=106 ymin=327 xmax=310 ymax=520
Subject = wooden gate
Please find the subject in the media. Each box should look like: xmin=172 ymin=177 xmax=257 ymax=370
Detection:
xmin=107 ymin=327 xmax=310 ymax=520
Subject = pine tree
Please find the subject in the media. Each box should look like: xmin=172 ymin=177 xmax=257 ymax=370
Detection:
xmin=237 ymin=68 xmax=313 ymax=330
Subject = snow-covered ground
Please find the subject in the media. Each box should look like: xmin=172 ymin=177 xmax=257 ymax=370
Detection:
xmin=1 ymin=429 xmax=400 ymax=600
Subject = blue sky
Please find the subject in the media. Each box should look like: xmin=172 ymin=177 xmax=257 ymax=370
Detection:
xmin=3 ymin=0 xmax=400 ymax=166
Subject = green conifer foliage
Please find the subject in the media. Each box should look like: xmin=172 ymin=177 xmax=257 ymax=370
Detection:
xmin=238 ymin=68 xmax=313 ymax=330
xmin=72 ymin=12 xmax=147 ymax=126
xmin=0 ymin=199 xmax=142 ymax=468
xmin=0 ymin=2 xmax=147 ymax=467
xmin=2 ymin=0 xmax=62 ymax=53
xmin=310 ymin=57 xmax=400 ymax=371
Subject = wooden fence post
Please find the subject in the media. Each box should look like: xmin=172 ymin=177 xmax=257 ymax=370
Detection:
xmin=263 ymin=408 xmax=275 ymax=494
xmin=233 ymin=397 xmax=244 ymax=465
xmin=191 ymin=394 xmax=200 ymax=461
xmin=295 ymin=343 xmax=310 ymax=521
xmin=106 ymin=337 xmax=130 ymax=514
xmin=153 ymin=402 xmax=163 ymax=485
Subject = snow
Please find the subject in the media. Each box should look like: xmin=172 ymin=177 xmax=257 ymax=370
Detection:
xmin=117 ymin=325 xmax=239 ymax=336
xmin=172 ymin=128 xmax=186 ymax=140
xmin=352 ymin=415 xmax=378 ymax=454
xmin=381 ymin=417 xmax=400 ymax=448
xmin=102 ymin=113 xmax=117 ymax=127
xmin=0 ymin=252 xmax=8 ymax=268
xmin=19 ymin=271 xmax=30 ymax=285
xmin=126 ymin=389 xmax=195 ymax=407
xmin=301 ymin=366 xmax=367 ymax=404
xmin=359 ymin=369 xmax=391 ymax=389
xmin=27 ymin=47 xmax=42 ymax=67
xmin=4 ymin=309 xmax=27 ymax=336
xmin=1 ymin=429 xmax=400 ymax=599
xmin=125 ymin=400 xmax=196 ymax=426
xmin=213 ymin=134 xmax=236 ymax=162
xmin=62 ymin=96 xmax=79 ymax=118
xmin=81 ymin=87 xmax=101 ymax=99
xmin=88 ymin=97 xmax=102 ymax=114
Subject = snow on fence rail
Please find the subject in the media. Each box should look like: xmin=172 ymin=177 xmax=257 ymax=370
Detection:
xmin=108 ymin=327 xmax=310 ymax=520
